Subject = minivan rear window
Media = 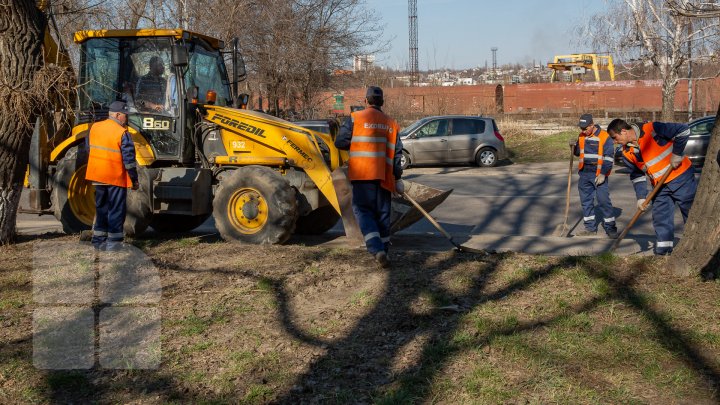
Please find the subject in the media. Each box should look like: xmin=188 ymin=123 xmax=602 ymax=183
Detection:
xmin=452 ymin=119 xmax=485 ymax=135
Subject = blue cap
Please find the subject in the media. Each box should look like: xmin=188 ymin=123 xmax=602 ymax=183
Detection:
xmin=109 ymin=101 xmax=128 ymax=114
xmin=578 ymin=113 xmax=593 ymax=128
xmin=366 ymin=86 xmax=383 ymax=98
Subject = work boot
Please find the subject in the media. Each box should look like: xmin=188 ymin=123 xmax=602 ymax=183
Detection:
xmin=606 ymin=230 xmax=619 ymax=239
xmin=575 ymin=229 xmax=597 ymax=237
xmin=375 ymin=251 xmax=390 ymax=268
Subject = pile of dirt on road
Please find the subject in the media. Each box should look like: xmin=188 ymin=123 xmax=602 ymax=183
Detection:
xmin=1 ymin=234 xmax=718 ymax=404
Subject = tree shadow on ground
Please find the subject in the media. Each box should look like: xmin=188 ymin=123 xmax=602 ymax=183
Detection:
xmin=268 ymin=253 xmax=720 ymax=403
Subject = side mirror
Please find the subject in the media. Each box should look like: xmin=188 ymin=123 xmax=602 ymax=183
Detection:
xmin=188 ymin=86 xmax=199 ymax=103
xmin=172 ymin=44 xmax=188 ymax=67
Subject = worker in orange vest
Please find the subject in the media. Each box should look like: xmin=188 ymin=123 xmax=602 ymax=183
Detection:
xmin=571 ymin=114 xmax=618 ymax=238
xmin=335 ymin=86 xmax=403 ymax=268
xmin=85 ymin=101 xmax=139 ymax=251
xmin=607 ymin=118 xmax=697 ymax=255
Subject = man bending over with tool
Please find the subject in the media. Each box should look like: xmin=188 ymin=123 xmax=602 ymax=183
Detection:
xmin=607 ymin=118 xmax=697 ymax=255
xmin=571 ymin=113 xmax=618 ymax=238
xmin=335 ymin=86 xmax=404 ymax=268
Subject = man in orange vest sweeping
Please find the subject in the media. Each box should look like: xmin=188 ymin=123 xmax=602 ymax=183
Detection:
xmin=335 ymin=86 xmax=403 ymax=268
xmin=571 ymin=113 xmax=618 ymax=238
xmin=607 ymin=118 xmax=697 ymax=255
xmin=85 ymin=101 xmax=139 ymax=251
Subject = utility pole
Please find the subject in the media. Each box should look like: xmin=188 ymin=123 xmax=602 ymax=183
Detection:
xmin=491 ymin=47 xmax=498 ymax=80
xmin=408 ymin=0 xmax=418 ymax=86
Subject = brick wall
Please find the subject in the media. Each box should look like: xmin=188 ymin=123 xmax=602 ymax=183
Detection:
xmin=320 ymin=78 xmax=720 ymax=120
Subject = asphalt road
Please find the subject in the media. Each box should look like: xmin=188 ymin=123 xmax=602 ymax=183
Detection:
xmin=16 ymin=161 xmax=694 ymax=255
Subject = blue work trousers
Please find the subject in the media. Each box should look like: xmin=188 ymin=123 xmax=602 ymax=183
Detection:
xmin=92 ymin=185 xmax=127 ymax=250
xmin=578 ymin=170 xmax=616 ymax=233
xmin=651 ymin=170 xmax=697 ymax=255
xmin=351 ymin=180 xmax=392 ymax=255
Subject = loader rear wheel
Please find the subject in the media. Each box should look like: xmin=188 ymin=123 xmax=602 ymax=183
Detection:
xmin=52 ymin=146 xmax=152 ymax=236
xmin=52 ymin=146 xmax=93 ymax=233
xmin=150 ymin=214 xmax=210 ymax=233
xmin=294 ymin=205 xmax=340 ymax=235
xmin=213 ymin=166 xmax=298 ymax=244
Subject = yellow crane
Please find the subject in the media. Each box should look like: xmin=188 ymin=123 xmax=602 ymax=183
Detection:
xmin=547 ymin=53 xmax=615 ymax=82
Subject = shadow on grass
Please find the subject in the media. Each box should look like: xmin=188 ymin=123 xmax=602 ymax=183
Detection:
xmin=268 ymin=253 xmax=720 ymax=403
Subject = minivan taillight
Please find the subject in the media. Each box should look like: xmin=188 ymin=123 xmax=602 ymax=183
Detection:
xmin=494 ymin=130 xmax=504 ymax=142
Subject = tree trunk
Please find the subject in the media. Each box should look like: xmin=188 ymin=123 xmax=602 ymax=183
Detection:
xmin=661 ymin=74 xmax=678 ymax=121
xmin=0 ymin=0 xmax=46 ymax=244
xmin=669 ymin=102 xmax=720 ymax=278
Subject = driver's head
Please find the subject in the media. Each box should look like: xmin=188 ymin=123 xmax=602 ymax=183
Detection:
xmin=149 ymin=56 xmax=164 ymax=76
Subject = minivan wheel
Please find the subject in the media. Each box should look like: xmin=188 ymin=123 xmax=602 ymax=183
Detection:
xmin=475 ymin=147 xmax=498 ymax=167
xmin=399 ymin=151 xmax=411 ymax=170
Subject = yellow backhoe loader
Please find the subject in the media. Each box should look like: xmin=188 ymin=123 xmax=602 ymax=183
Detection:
xmin=25 ymin=28 xmax=450 ymax=244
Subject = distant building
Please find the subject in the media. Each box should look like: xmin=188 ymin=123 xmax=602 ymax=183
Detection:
xmin=353 ymin=55 xmax=376 ymax=72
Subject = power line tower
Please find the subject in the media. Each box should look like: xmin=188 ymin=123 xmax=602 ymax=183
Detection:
xmin=491 ymin=47 xmax=498 ymax=80
xmin=408 ymin=0 xmax=418 ymax=86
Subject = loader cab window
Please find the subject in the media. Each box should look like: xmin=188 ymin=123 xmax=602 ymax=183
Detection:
xmin=79 ymin=37 xmax=179 ymax=117
xmin=184 ymin=41 xmax=231 ymax=106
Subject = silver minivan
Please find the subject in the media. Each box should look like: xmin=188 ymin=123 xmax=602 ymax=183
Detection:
xmin=399 ymin=115 xmax=507 ymax=168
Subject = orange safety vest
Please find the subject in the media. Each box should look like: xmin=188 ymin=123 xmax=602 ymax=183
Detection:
xmin=85 ymin=119 xmax=133 ymax=188
xmin=623 ymin=122 xmax=692 ymax=186
xmin=348 ymin=107 xmax=399 ymax=192
xmin=577 ymin=127 xmax=612 ymax=177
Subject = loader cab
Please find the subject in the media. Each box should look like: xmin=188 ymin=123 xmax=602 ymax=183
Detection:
xmin=75 ymin=29 xmax=236 ymax=163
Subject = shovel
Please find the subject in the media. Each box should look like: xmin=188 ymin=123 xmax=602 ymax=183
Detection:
xmin=402 ymin=192 xmax=486 ymax=254
xmin=330 ymin=167 xmax=365 ymax=246
xmin=609 ymin=169 xmax=673 ymax=252
xmin=553 ymin=143 xmax=574 ymax=237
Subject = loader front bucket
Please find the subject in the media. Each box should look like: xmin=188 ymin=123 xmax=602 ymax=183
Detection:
xmin=390 ymin=181 xmax=453 ymax=233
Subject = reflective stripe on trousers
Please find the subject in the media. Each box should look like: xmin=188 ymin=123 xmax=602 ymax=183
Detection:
xmin=351 ymin=180 xmax=392 ymax=255
xmin=92 ymin=184 xmax=128 ymax=248
xmin=577 ymin=171 xmax=616 ymax=233
xmin=650 ymin=170 xmax=697 ymax=255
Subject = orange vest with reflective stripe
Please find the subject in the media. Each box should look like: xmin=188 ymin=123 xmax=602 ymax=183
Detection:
xmin=85 ymin=119 xmax=132 ymax=187
xmin=577 ymin=127 xmax=611 ymax=177
xmin=623 ymin=122 xmax=692 ymax=186
xmin=348 ymin=107 xmax=399 ymax=192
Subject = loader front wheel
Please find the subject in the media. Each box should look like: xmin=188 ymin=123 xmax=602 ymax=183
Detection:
xmin=294 ymin=205 xmax=340 ymax=235
xmin=213 ymin=166 xmax=298 ymax=244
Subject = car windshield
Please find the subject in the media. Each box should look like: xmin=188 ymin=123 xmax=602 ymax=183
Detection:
xmin=400 ymin=118 xmax=430 ymax=137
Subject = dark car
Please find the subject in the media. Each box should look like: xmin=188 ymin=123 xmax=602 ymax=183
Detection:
xmin=614 ymin=116 xmax=716 ymax=168
xmin=685 ymin=115 xmax=716 ymax=167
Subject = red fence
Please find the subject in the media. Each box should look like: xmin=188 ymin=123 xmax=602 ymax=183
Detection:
xmin=319 ymin=78 xmax=720 ymax=119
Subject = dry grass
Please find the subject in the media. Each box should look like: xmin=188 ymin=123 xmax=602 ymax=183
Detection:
xmin=1 ymin=236 xmax=719 ymax=404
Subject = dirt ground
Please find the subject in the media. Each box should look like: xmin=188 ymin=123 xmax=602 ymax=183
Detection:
xmin=1 ymin=233 xmax=719 ymax=404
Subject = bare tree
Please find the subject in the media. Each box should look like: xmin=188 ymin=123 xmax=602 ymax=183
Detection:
xmin=0 ymin=0 xmax=47 ymax=243
xmin=665 ymin=0 xmax=720 ymax=278
xmin=579 ymin=0 xmax=719 ymax=120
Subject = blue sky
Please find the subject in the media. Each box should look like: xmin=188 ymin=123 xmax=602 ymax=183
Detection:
xmin=364 ymin=0 xmax=608 ymax=70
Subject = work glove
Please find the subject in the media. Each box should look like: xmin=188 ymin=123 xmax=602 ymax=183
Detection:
xmin=131 ymin=181 xmax=139 ymax=191
xmin=594 ymin=174 xmax=606 ymax=186
xmin=637 ymin=198 xmax=647 ymax=211
xmin=395 ymin=179 xmax=405 ymax=195
xmin=670 ymin=153 xmax=683 ymax=169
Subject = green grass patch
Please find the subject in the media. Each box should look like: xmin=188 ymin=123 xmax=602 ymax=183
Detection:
xmin=505 ymin=130 xmax=577 ymax=163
